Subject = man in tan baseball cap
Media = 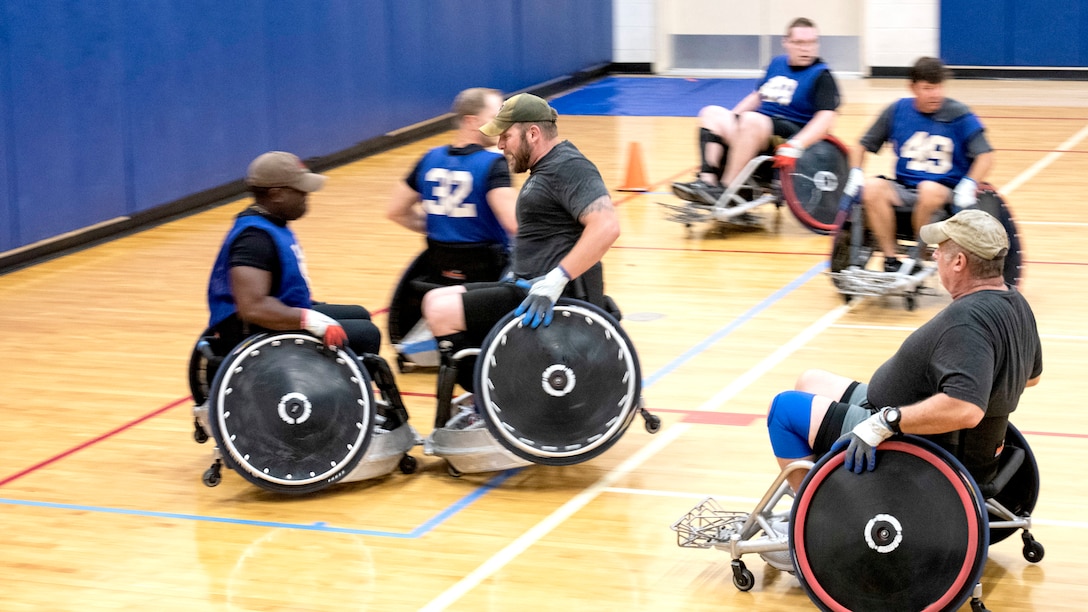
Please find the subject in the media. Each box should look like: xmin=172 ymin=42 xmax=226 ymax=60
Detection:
xmin=245 ymin=151 xmax=327 ymax=193
xmin=919 ymin=208 xmax=1009 ymax=261
xmin=205 ymin=150 xmax=380 ymax=357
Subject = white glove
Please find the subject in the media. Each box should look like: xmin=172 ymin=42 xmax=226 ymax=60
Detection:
xmin=514 ymin=265 xmax=570 ymax=328
xmin=843 ymin=167 xmax=864 ymax=198
xmin=953 ymin=177 xmax=978 ymax=211
xmin=773 ymin=138 xmax=805 ymax=168
xmin=838 ymin=409 xmax=897 ymax=473
xmin=300 ymin=308 xmax=347 ymax=348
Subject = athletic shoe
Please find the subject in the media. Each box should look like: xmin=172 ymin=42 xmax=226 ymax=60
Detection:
xmin=672 ymin=179 xmax=725 ymax=205
xmin=759 ymin=518 xmax=794 ymax=573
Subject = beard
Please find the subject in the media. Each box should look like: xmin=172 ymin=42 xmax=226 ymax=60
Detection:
xmin=507 ymin=131 xmax=533 ymax=173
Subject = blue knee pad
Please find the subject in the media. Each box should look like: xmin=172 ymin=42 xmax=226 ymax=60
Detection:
xmin=767 ymin=390 xmax=815 ymax=459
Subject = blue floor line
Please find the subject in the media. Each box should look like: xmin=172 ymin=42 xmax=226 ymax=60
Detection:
xmin=0 ymin=261 xmax=826 ymax=539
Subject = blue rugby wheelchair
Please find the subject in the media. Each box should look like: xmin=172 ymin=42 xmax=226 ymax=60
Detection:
xmin=829 ymin=182 xmax=1024 ymax=310
xmin=188 ymin=329 xmax=420 ymax=494
xmin=424 ymin=298 xmax=661 ymax=477
xmin=671 ymin=424 xmax=1042 ymax=611
xmin=661 ymin=136 xmax=851 ymax=236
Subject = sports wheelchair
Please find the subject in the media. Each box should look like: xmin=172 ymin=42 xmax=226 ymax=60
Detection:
xmin=188 ymin=329 xmax=420 ymax=494
xmin=388 ymin=241 xmax=508 ymax=372
xmin=671 ymin=423 xmax=1042 ymax=611
xmin=661 ymin=136 xmax=850 ymax=236
xmin=829 ymin=183 xmax=1023 ymax=310
xmin=424 ymin=298 xmax=662 ymax=477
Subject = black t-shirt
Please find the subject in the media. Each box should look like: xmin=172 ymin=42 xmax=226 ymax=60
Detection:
xmin=511 ymin=140 xmax=610 ymax=278
xmin=229 ymin=208 xmax=286 ymax=293
xmin=868 ymin=287 xmax=1042 ymax=482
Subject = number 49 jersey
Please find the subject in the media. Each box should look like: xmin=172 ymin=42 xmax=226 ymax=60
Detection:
xmin=413 ymin=144 xmax=510 ymax=248
xmin=888 ymin=98 xmax=985 ymax=188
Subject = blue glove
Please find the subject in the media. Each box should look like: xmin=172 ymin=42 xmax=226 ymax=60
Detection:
xmin=953 ymin=177 xmax=977 ymax=211
xmin=514 ymin=265 xmax=570 ymax=328
xmin=838 ymin=408 xmax=897 ymax=473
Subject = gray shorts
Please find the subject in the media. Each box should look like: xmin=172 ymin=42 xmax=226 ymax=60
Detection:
xmin=812 ymin=382 xmax=877 ymax=456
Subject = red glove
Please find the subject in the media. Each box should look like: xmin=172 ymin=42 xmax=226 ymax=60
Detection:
xmin=300 ymin=308 xmax=347 ymax=349
xmin=773 ymin=138 xmax=804 ymax=170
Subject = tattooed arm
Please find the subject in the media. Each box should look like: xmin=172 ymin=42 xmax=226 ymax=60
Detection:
xmin=557 ymin=195 xmax=620 ymax=279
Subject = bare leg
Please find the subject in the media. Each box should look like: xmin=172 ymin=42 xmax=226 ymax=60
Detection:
xmin=421 ymin=285 xmax=468 ymax=337
xmin=722 ymin=112 xmax=772 ymax=186
xmin=863 ymin=178 xmax=901 ymax=260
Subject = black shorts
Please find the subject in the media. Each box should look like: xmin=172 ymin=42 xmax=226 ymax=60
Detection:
xmin=461 ymin=282 xmax=526 ymax=346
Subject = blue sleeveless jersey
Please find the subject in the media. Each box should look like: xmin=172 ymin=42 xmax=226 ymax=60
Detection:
xmin=415 ymin=145 xmax=509 ymax=248
xmin=757 ymin=56 xmax=830 ymax=125
xmin=889 ymin=98 xmax=985 ymax=188
xmin=207 ymin=214 xmax=312 ymax=327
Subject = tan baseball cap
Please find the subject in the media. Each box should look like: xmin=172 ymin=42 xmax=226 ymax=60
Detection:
xmin=479 ymin=93 xmax=558 ymax=137
xmin=919 ymin=209 xmax=1009 ymax=260
xmin=245 ymin=151 xmax=327 ymax=192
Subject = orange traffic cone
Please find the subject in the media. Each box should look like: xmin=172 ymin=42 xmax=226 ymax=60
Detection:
xmin=617 ymin=142 xmax=649 ymax=192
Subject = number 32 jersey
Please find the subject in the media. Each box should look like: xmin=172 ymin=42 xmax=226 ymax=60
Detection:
xmin=862 ymin=98 xmax=988 ymax=188
xmin=409 ymin=144 xmax=511 ymax=247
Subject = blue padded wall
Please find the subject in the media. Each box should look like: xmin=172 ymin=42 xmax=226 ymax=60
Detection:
xmin=941 ymin=0 xmax=1088 ymax=67
xmin=0 ymin=0 xmax=611 ymax=254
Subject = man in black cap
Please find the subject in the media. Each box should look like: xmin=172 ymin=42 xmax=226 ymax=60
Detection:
xmin=206 ymin=151 xmax=381 ymax=355
xmin=421 ymin=93 xmax=620 ymax=401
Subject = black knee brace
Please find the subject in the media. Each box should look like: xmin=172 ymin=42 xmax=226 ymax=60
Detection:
xmin=699 ymin=127 xmax=728 ymax=178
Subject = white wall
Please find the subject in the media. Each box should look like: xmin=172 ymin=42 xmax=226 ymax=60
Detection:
xmin=864 ymin=0 xmax=939 ymax=68
xmin=612 ymin=0 xmax=940 ymax=73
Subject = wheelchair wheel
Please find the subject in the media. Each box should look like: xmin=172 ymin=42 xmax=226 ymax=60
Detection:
xmin=208 ymin=333 xmax=376 ymax=494
xmin=780 ymin=136 xmax=850 ymax=234
xmin=188 ymin=328 xmax=229 ymax=406
xmin=792 ymin=436 xmax=988 ymax=612
xmin=974 ymin=186 xmax=1023 ymax=288
xmin=989 ymin=423 xmax=1039 ymax=545
xmin=387 ymin=251 xmax=433 ymax=347
xmin=474 ymin=299 xmax=641 ymax=466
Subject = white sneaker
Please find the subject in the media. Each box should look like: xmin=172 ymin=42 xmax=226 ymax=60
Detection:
xmin=445 ymin=406 xmax=484 ymax=430
xmin=759 ymin=518 xmax=794 ymax=573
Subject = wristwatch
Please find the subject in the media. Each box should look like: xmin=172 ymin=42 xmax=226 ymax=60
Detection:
xmin=882 ymin=407 xmax=902 ymax=434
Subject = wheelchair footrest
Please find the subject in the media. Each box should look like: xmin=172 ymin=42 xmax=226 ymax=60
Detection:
xmin=829 ymin=264 xmax=937 ymax=297
xmin=671 ymin=497 xmax=749 ymax=548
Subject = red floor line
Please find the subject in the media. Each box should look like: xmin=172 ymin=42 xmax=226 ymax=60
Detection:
xmin=0 ymin=396 xmax=192 ymax=487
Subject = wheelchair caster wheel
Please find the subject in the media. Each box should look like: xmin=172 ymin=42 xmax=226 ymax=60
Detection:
xmin=1022 ymin=534 xmax=1044 ymax=562
xmin=202 ymin=462 xmax=222 ymax=487
xmin=643 ymin=413 xmax=661 ymax=434
xmin=193 ymin=422 xmax=209 ymax=444
xmin=396 ymin=354 xmax=415 ymax=374
xmin=398 ymin=454 xmax=418 ymax=474
xmin=447 ymin=463 xmax=462 ymax=478
xmin=905 ymin=295 xmax=917 ymax=311
xmin=970 ymin=597 xmax=990 ymax=612
xmin=730 ymin=560 xmax=754 ymax=592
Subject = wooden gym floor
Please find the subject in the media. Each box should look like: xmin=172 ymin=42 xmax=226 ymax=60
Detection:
xmin=1 ymin=77 xmax=1087 ymax=610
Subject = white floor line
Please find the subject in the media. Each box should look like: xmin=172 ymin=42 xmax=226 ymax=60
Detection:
xmin=419 ymin=303 xmax=854 ymax=611
xmin=1001 ymin=123 xmax=1088 ymax=196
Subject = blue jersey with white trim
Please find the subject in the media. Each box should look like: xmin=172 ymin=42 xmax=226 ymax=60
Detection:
xmin=414 ymin=145 xmax=509 ymax=248
xmin=757 ymin=55 xmax=831 ymax=125
xmin=889 ymin=98 xmax=985 ymax=188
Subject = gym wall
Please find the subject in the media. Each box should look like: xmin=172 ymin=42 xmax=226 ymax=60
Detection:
xmin=0 ymin=0 xmax=611 ymax=262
